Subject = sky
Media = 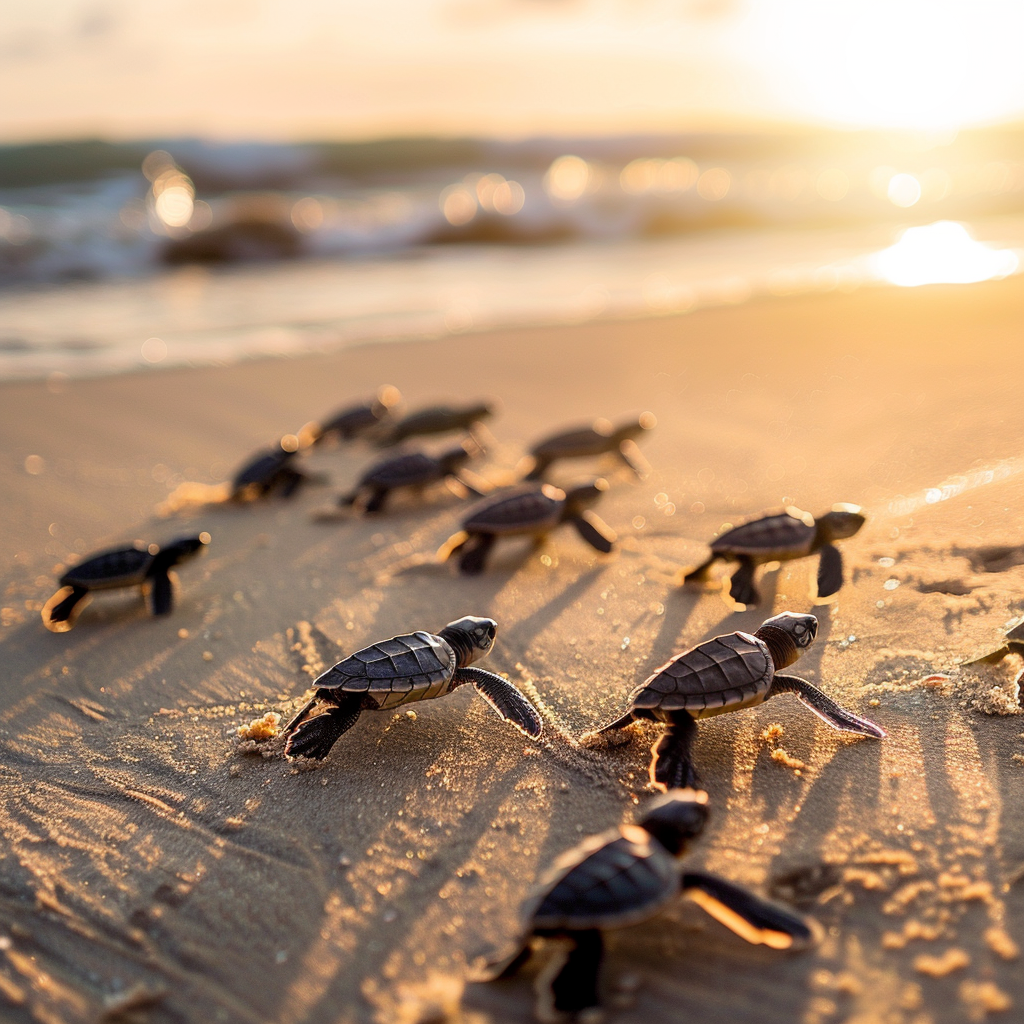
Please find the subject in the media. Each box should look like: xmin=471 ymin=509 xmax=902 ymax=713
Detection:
xmin=4 ymin=0 xmax=1024 ymax=142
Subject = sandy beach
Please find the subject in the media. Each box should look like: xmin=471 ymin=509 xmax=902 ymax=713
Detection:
xmin=2 ymin=277 xmax=1024 ymax=1024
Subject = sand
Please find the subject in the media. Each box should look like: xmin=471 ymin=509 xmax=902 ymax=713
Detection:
xmin=1 ymin=278 xmax=1024 ymax=1024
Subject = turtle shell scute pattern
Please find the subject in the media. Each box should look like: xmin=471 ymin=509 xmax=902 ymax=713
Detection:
xmin=711 ymin=512 xmax=815 ymax=558
xmin=629 ymin=632 xmax=773 ymax=716
xmin=313 ymin=631 xmax=457 ymax=709
xmin=528 ymin=829 xmax=679 ymax=931
xmin=363 ymin=452 xmax=440 ymax=489
xmin=61 ymin=546 xmax=153 ymax=589
xmin=463 ymin=485 xmax=563 ymax=534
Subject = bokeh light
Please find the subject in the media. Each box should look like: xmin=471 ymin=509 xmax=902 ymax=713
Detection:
xmin=887 ymin=173 xmax=922 ymax=208
xmin=872 ymin=221 xmax=1019 ymax=286
xmin=544 ymin=156 xmax=591 ymax=203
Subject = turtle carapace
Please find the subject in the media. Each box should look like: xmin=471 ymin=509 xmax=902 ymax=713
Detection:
xmin=42 ymin=534 xmax=210 ymax=632
xmin=439 ymin=480 xmax=616 ymax=575
xmin=523 ymin=412 xmax=656 ymax=481
xmin=339 ymin=440 xmax=482 ymax=514
xmin=588 ymin=612 xmax=885 ymax=789
xmin=283 ymin=616 xmax=542 ymax=759
xmin=380 ymin=401 xmax=494 ymax=446
xmin=483 ymin=789 xmax=817 ymax=1019
xmin=310 ymin=385 xmax=402 ymax=445
xmin=230 ymin=446 xmax=310 ymax=500
xmin=683 ymin=504 xmax=866 ymax=606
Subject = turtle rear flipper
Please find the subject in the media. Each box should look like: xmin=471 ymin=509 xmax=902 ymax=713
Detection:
xmin=42 ymin=585 xmax=91 ymax=632
xmin=535 ymin=930 xmax=603 ymax=1019
xmin=149 ymin=571 xmax=174 ymax=616
xmin=681 ymin=870 xmax=819 ymax=950
xmin=815 ymin=544 xmax=844 ymax=599
xmin=571 ymin=511 xmax=615 ymax=554
xmin=650 ymin=711 xmax=699 ymax=790
xmin=769 ymin=674 xmax=886 ymax=739
xmin=462 ymin=668 xmax=542 ymax=738
xmin=682 ymin=555 xmax=719 ymax=585
xmin=285 ymin=702 xmax=362 ymax=759
xmin=728 ymin=557 xmax=760 ymax=606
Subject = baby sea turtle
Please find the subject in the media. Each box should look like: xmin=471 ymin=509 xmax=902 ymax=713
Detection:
xmin=339 ymin=441 xmax=482 ymax=514
xmin=440 ymin=480 xmax=615 ymax=575
xmin=380 ymin=401 xmax=494 ymax=446
xmin=231 ymin=446 xmax=310 ymax=500
xmin=483 ymin=788 xmax=816 ymax=1020
xmin=523 ymin=412 xmax=656 ymax=481
xmin=283 ymin=615 xmax=541 ymax=759
xmin=589 ymin=612 xmax=885 ymax=789
xmin=41 ymin=534 xmax=209 ymax=632
xmin=310 ymin=385 xmax=402 ymax=445
xmin=683 ymin=504 xmax=866 ymax=606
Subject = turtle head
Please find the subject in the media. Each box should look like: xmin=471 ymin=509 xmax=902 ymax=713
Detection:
xmin=639 ymin=788 xmax=709 ymax=856
xmin=439 ymin=439 xmax=480 ymax=474
xmin=159 ymin=533 xmax=211 ymax=566
xmin=755 ymin=612 xmax=817 ymax=669
xmin=439 ymin=615 xmax=497 ymax=666
xmin=563 ymin=478 xmax=609 ymax=514
xmin=612 ymin=411 xmax=656 ymax=444
xmin=816 ymin=505 xmax=865 ymax=542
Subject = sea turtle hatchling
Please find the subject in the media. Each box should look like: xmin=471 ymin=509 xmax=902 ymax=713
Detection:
xmin=338 ymin=440 xmax=483 ymax=514
xmin=309 ymin=385 xmax=402 ymax=445
xmin=588 ymin=612 xmax=885 ymax=789
xmin=481 ymin=788 xmax=817 ymax=1020
xmin=380 ymin=401 xmax=494 ymax=446
xmin=41 ymin=534 xmax=210 ymax=632
xmin=230 ymin=445 xmax=311 ymax=500
xmin=963 ymin=618 xmax=1024 ymax=667
xmin=283 ymin=615 xmax=541 ymax=759
xmin=683 ymin=504 xmax=866 ymax=606
xmin=523 ymin=412 xmax=656 ymax=481
xmin=439 ymin=480 xmax=616 ymax=575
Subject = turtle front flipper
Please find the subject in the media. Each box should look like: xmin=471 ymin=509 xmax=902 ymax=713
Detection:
xmin=362 ymin=487 xmax=390 ymax=514
xmin=461 ymin=668 xmax=542 ymax=738
xmin=570 ymin=511 xmax=615 ymax=554
xmin=728 ymin=557 xmax=760 ymax=606
xmin=523 ymin=456 xmax=551 ymax=481
xmin=769 ymin=674 xmax=886 ymax=739
xmin=681 ymin=871 xmax=819 ymax=950
xmin=651 ymin=711 xmax=699 ymax=789
xmin=458 ymin=534 xmax=496 ymax=575
xmin=815 ymin=543 xmax=844 ymax=599
xmin=476 ymin=939 xmax=534 ymax=981
xmin=682 ymin=554 xmax=719 ymax=585
xmin=284 ymin=699 xmax=363 ymax=759
xmin=42 ymin=585 xmax=91 ymax=632
xmin=535 ymin=930 xmax=603 ymax=1019
xmin=149 ymin=571 xmax=174 ymax=615
xmin=278 ymin=467 xmax=308 ymax=498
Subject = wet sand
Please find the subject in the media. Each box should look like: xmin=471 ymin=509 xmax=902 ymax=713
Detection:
xmin=1 ymin=279 xmax=1024 ymax=1023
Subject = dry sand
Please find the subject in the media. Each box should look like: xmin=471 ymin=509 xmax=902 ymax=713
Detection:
xmin=1 ymin=279 xmax=1024 ymax=1024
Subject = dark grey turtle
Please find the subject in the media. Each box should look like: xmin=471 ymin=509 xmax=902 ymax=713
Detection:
xmin=339 ymin=441 xmax=482 ymax=514
xmin=311 ymin=385 xmax=402 ymax=445
xmin=231 ymin=445 xmax=310 ymax=500
xmin=524 ymin=412 xmax=656 ymax=481
xmin=683 ymin=504 xmax=866 ymax=606
xmin=440 ymin=480 xmax=615 ymax=575
xmin=283 ymin=615 xmax=541 ymax=759
xmin=482 ymin=789 xmax=817 ymax=1019
xmin=590 ymin=612 xmax=885 ymax=789
xmin=380 ymin=401 xmax=494 ymax=446
xmin=963 ymin=618 xmax=1024 ymax=667
xmin=42 ymin=534 xmax=210 ymax=632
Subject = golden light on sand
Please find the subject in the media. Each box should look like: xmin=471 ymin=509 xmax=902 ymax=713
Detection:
xmin=872 ymin=221 xmax=1019 ymax=287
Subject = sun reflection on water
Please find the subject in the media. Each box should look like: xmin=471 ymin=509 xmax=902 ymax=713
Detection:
xmin=871 ymin=221 xmax=1019 ymax=287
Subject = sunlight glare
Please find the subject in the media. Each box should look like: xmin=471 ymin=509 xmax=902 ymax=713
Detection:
xmin=887 ymin=173 xmax=922 ymax=208
xmin=872 ymin=221 xmax=1019 ymax=287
